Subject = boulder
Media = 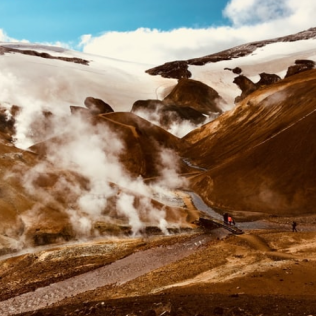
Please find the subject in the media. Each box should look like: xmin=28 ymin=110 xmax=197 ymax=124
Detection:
xmin=233 ymin=75 xmax=257 ymax=102
xmin=132 ymin=100 xmax=165 ymax=112
xmin=163 ymin=78 xmax=223 ymax=114
xmin=132 ymin=100 xmax=207 ymax=129
xmin=84 ymin=97 xmax=114 ymax=114
xmin=146 ymin=61 xmax=191 ymax=80
xmin=285 ymin=59 xmax=315 ymax=78
xmin=257 ymin=72 xmax=281 ymax=86
xmin=224 ymin=67 xmax=242 ymax=74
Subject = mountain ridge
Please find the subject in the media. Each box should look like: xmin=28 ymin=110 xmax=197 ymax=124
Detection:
xmin=146 ymin=27 xmax=316 ymax=79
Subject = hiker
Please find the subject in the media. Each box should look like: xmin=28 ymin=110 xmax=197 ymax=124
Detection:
xmin=292 ymin=221 xmax=298 ymax=232
xmin=228 ymin=215 xmax=235 ymax=226
xmin=223 ymin=213 xmax=228 ymax=224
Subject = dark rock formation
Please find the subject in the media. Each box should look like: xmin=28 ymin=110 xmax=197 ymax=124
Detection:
xmin=233 ymin=67 xmax=242 ymax=74
xmin=225 ymin=67 xmax=242 ymax=74
xmin=132 ymin=79 xmax=223 ymax=130
xmin=0 ymin=106 xmax=17 ymax=138
xmin=84 ymin=97 xmax=114 ymax=114
xmin=146 ymin=27 xmax=316 ymax=79
xmin=0 ymin=46 xmax=89 ymax=65
xmin=295 ymin=59 xmax=315 ymax=67
xmin=132 ymin=99 xmax=165 ymax=112
xmin=146 ymin=61 xmax=191 ymax=79
xmin=233 ymin=75 xmax=257 ymax=103
xmin=285 ymin=59 xmax=315 ymax=78
xmin=132 ymin=100 xmax=207 ymax=129
xmin=234 ymin=73 xmax=282 ymax=103
xmin=257 ymin=72 xmax=281 ymax=86
xmin=163 ymin=78 xmax=223 ymax=114
xmin=160 ymin=105 xmax=207 ymax=127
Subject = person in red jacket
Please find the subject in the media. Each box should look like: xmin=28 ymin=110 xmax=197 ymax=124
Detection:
xmin=228 ymin=215 xmax=235 ymax=226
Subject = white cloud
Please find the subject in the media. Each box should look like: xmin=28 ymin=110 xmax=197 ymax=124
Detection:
xmin=223 ymin=0 xmax=291 ymax=26
xmin=79 ymin=0 xmax=316 ymax=64
xmin=0 ymin=28 xmax=70 ymax=49
xmin=0 ymin=29 xmax=23 ymax=42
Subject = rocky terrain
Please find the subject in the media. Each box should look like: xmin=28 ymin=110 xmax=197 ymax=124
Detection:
xmin=0 ymin=28 xmax=316 ymax=315
xmin=146 ymin=27 xmax=316 ymax=79
xmin=0 ymin=207 xmax=316 ymax=315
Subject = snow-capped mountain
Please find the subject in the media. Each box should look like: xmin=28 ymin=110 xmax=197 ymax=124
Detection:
xmin=1 ymin=27 xmax=316 ymax=253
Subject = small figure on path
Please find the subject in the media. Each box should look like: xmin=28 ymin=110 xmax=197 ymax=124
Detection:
xmin=223 ymin=213 xmax=228 ymax=225
xmin=292 ymin=221 xmax=298 ymax=232
xmin=228 ymin=215 xmax=235 ymax=226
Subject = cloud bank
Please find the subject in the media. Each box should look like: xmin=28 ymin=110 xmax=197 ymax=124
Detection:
xmin=79 ymin=0 xmax=316 ymax=64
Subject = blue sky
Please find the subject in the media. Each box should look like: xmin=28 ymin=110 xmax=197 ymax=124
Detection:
xmin=0 ymin=0 xmax=315 ymax=64
xmin=0 ymin=0 xmax=229 ymax=43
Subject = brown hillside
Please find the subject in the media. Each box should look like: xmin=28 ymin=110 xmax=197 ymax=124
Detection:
xmin=30 ymin=111 xmax=187 ymax=179
xmin=184 ymin=69 xmax=316 ymax=217
xmin=0 ymin=110 xmax=197 ymax=250
xmin=0 ymin=134 xmax=78 ymax=248
xmin=98 ymin=112 xmax=191 ymax=177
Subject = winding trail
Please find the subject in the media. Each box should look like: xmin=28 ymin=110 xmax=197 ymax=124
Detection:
xmin=0 ymin=234 xmax=213 ymax=315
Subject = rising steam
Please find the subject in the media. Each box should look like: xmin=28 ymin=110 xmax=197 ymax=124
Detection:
xmin=12 ymin=104 xmax=188 ymax=241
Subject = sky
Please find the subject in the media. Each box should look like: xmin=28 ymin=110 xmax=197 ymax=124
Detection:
xmin=0 ymin=0 xmax=316 ymax=64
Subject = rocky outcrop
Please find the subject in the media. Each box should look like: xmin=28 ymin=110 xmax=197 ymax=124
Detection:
xmin=70 ymin=97 xmax=114 ymax=120
xmin=257 ymin=72 xmax=281 ymax=86
xmin=132 ymin=100 xmax=207 ymax=129
xmin=146 ymin=28 xmax=316 ymax=79
xmin=233 ymin=75 xmax=258 ymax=103
xmin=132 ymin=99 xmax=165 ymax=112
xmin=285 ymin=59 xmax=315 ymax=78
xmin=163 ymin=78 xmax=223 ymax=114
xmin=234 ymin=72 xmax=281 ymax=103
xmin=146 ymin=61 xmax=191 ymax=79
xmin=132 ymin=79 xmax=224 ymax=130
xmin=224 ymin=67 xmax=242 ymax=74
xmin=84 ymin=97 xmax=114 ymax=114
xmin=0 ymin=46 xmax=89 ymax=65
xmin=0 ymin=105 xmax=18 ymax=139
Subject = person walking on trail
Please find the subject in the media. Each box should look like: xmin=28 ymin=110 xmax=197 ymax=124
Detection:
xmin=223 ymin=213 xmax=228 ymax=225
xmin=292 ymin=221 xmax=298 ymax=232
xmin=228 ymin=216 xmax=235 ymax=226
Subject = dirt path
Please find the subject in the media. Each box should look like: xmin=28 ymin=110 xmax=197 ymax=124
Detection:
xmin=238 ymin=233 xmax=271 ymax=251
xmin=0 ymin=234 xmax=213 ymax=315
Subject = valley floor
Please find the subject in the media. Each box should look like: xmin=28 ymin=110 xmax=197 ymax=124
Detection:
xmin=0 ymin=199 xmax=316 ymax=315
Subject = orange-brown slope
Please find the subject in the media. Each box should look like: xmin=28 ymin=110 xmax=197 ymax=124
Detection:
xmin=183 ymin=69 xmax=316 ymax=216
xmin=0 ymin=111 xmax=197 ymax=249
xmin=30 ymin=111 xmax=189 ymax=179
xmin=98 ymin=112 xmax=192 ymax=178
xmin=0 ymin=142 xmax=36 ymax=232
xmin=0 ymin=134 xmax=78 ymax=247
